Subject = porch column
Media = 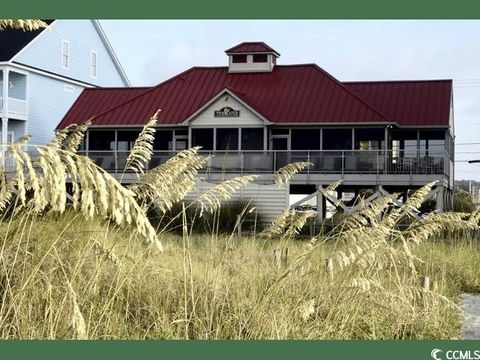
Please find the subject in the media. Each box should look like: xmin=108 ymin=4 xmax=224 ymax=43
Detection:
xmin=1 ymin=68 xmax=8 ymax=157
xmin=263 ymin=127 xmax=268 ymax=151
xmin=188 ymin=127 xmax=192 ymax=148
xmin=316 ymin=185 xmax=325 ymax=223
xmin=384 ymin=126 xmax=389 ymax=173
xmin=435 ymin=186 xmax=445 ymax=213
xmin=1 ymin=68 xmax=8 ymax=118
xmin=2 ymin=117 xmax=8 ymax=155
xmin=417 ymin=129 xmax=421 ymax=162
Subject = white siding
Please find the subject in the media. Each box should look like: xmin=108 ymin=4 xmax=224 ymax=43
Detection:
xmin=15 ymin=20 xmax=125 ymax=87
xmin=186 ymin=180 xmax=288 ymax=223
xmin=228 ymin=54 xmax=275 ymax=73
xmin=27 ymin=73 xmax=84 ymax=144
xmin=190 ymin=94 xmax=264 ymax=127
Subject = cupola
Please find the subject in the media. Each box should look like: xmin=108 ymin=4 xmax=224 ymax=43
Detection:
xmin=225 ymin=42 xmax=280 ymax=73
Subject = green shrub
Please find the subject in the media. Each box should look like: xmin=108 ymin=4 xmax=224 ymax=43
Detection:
xmin=453 ymin=190 xmax=476 ymax=213
xmin=149 ymin=200 xmax=261 ymax=234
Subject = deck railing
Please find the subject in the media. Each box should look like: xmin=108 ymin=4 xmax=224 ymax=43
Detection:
xmin=0 ymin=97 xmax=28 ymax=117
xmin=78 ymin=149 xmax=449 ymax=177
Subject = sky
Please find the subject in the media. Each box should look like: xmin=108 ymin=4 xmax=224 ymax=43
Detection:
xmin=100 ymin=20 xmax=480 ymax=181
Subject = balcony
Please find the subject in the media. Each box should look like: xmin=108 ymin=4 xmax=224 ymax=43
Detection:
xmin=0 ymin=70 xmax=28 ymax=120
xmin=0 ymin=97 xmax=28 ymax=118
xmin=78 ymin=149 xmax=449 ymax=178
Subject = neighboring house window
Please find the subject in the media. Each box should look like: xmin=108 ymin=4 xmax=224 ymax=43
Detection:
xmin=62 ymin=40 xmax=70 ymax=69
xmin=91 ymin=51 xmax=97 ymax=78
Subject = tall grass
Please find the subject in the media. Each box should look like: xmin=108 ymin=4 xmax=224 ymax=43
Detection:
xmin=0 ymin=116 xmax=477 ymax=339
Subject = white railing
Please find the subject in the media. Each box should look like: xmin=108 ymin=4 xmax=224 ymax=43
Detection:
xmin=7 ymin=97 xmax=27 ymax=116
xmin=77 ymin=149 xmax=450 ymax=177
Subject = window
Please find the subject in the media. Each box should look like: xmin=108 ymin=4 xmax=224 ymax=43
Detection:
xmin=91 ymin=51 xmax=97 ymax=78
xmin=253 ymin=54 xmax=268 ymax=63
xmin=62 ymin=40 xmax=70 ymax=69
xmin=232 ymin=54 xmax=247 ymax=63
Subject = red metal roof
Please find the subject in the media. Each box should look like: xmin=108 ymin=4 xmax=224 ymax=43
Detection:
xmin=59 ymin=87 xmax=149 ymax=126
xmin=344 ymin=80 xmax=452 ymax=127
xmin=225 ymin=42 xmax=280 ymax=56
xmin=58 ymin=64 xmax=394 ymax=128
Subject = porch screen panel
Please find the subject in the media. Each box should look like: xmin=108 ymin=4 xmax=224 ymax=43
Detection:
xmin=153 ymin=130 xmax=173 ymax=150
xmin=391 ymin=130 xmax=417 ymax=157
xmin=117 ymin=131 xmax=141 ymax=151
xmin=216 ymin=128 xmax=238 ymax=150
xmin=322 ymin=129 xmax=352 ymax=150
xmin=420 ymin=130 xmax=445 ymax=155
xmin=116 ymin=130 xmax=140 ymax=170
xmin=354 ymin=128 xmax=384 ymax=150
xmin=87 ymin=130 xmax=116 ymax=171
xmin=88 ymin=130 xmax=115 ymax=150
xmin=192 ymin=129 xmax=213 ymax=150
xmin=241 ymin=128 xmax=264 ymax=150
xmin=291 ymin=129 xmax=320 ymax=150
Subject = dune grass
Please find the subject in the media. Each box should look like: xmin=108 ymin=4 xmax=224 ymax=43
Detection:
xmin=0 ymin=116 xmax=477 ymax=339
xmin=0 ymin=208 xmax=476 ymax=339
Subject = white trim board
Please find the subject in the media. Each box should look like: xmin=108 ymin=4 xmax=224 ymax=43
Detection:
xmin=0 ymin=62 xmax=95 ymax=88
xmin=91 ymin=20 xmax=131 ymax=87
xmin=10 ymin=20 xmax=57 ymax=63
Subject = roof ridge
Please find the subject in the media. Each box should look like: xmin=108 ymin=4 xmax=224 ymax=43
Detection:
xmin=225 ymin=41 xmax=280 ymax=55
xmin=83 ymin=86 xmax=151 ymax=91
xmin=311 ymin=64 xmax=392 ymax=122
xmin=344 ymin=79 xmax=453 ymax=84
xmin=225 ymin=87 xmax=269 ymax=119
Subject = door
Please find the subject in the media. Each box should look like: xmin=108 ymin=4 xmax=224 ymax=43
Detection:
xmin=271 ymin=137 xmax=288 ymax=150
xmin=271 ymin=136 xmax=289 ymax=170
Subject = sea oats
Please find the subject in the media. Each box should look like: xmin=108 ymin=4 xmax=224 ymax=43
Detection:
xmin=125 ymin=111 xmax=160 ymax=174
xmin=273 ymin=162 xmax=312 ymax=187
xmin=195 ymin=175 xmax=257 ymax=216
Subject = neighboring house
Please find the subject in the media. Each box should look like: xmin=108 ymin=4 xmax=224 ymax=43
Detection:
xmin=0 ymin=19 xmax=130 ymax=146
xmin=57 ymin=42 xmax=455 ymax=216
xmin=468 ymin=181 xmax=480 ymax=209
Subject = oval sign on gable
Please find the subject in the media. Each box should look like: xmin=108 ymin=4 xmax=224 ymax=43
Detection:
xmin=214 ymin=106 xmax=240 ymax=117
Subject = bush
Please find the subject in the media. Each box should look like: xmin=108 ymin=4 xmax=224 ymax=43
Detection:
xmin=149 ymin=200 xmax=261 ymax=234
xmin=453 ymin=190 xmax=476 ymax=213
